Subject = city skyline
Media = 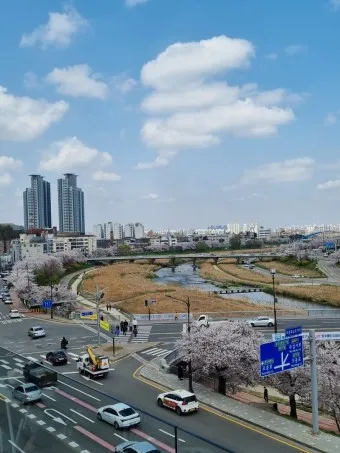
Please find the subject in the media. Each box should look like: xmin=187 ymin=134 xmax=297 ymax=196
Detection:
xmin=2 ymin=1 xmax=340 ymax=229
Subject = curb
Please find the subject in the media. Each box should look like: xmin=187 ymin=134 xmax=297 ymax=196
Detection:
xmin=135 ymin=368 xmax=330 ymax=453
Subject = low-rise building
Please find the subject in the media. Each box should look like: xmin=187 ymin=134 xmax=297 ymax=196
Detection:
xmin=20 ymin=234 xmax=48 ymax=259
xmin=50 ymin=234 xmax=97 ymax=256
xmin=150 ymin=236 xmax=178 ymax=247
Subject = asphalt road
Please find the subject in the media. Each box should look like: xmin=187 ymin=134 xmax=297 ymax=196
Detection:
xmin=0 ymin=347 xmax=317 ymax=453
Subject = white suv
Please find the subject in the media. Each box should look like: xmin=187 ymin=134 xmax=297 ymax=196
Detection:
xmin=28 ymin=326 xmax=46 ymax=339
xmin=9 ymin=309 xmax=22 ymax=319
xmin=157 ymin=390 xmax=199 ymax=415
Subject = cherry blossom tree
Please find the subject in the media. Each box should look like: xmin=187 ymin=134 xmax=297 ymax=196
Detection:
xmin=177 ymin=321 xmax=263 ymax=394
xmin=316 ymin=341 xmax=340 ymax=431
xmin=55 ymin=250 xmax=86 ymax=266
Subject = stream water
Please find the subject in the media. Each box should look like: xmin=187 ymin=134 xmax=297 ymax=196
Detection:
xmin=155 ymin=264 xmax=326 ymax=311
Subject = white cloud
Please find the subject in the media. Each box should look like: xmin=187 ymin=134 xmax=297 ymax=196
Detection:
xmin=141 ymin=193 xmax=159 ymax=199
xmin=46 ymin=65 xmax=109 ymax=99
xmin=241 ymin=158 xmax=315 ymax=184
xmin=141 ymin=35 xmax=255 ymax=91
xmin=24 ymin=72 xmax=39 ymax=89
xmin=324 ymin=112 xmax=339 ymax=125
xmin=138 ymin=35 xmax=299 ymax=166
xmin=92 ymin=170 xmax=121 ymax=181
xmin=113 ymin=75 xmax=138 ymax=94
xmin=0 ymin=173 xmax=12 ymax=185
xmin=40 ymin=137 xmax=113 ymax=171
xmin=317 ymin=179 xmax=340 ymax=190
xmin=265 ymin=53 xmax=278 ymax=60
xmin=284 ymin=45 xmax=307 ymax=56
xmin=125 ymin=0 xmax=151 ymax=7
xmin=20 ymin=5 xmax=88 ymax=49
xmin=136 ymin=152 xmax=177 ymax=170
xmin=0 ymin=156 xmax=22 ymax=170
xmin=0 ymin=86 xmax=68 ymax=141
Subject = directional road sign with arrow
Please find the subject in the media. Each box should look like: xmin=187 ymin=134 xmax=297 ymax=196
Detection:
xmin=260 ymin=336 xmax=304 ymax=377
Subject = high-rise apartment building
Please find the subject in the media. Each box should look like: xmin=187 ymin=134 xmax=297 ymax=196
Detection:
xmin=124 ymin=223 xmax=135 ymax=238
xmin=58 ymin=173 xmax=85 ymax=233
xmin=134 ymin=222 xmax=145 ymax=239
xmin=113 ymin=223 xmax=123 ymax=240
xmin=104 ymin=222 xmax=113 ymax=240
xmin=93 ymin=224 xmax=103 ymax=239
xmin=23 ymin=175 xmax=52 ymax=230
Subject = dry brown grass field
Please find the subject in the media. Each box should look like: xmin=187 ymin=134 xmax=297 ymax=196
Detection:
xmin=80 ymin=263 xmax=269 ymax=315
xmin=258 ymin=260 xmax=323 ymax=278
xmin=274 ymin=285 xmax=340 ymax=307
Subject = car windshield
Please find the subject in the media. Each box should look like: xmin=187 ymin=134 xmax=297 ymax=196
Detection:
xmin=35 ymin=328 xmax=44 ymax=331
xmin=183 ymin=395 xmax=197 ymax=403
xmin=54 ymin=352 xmax=66 ymax=357
xmin=119 ymin=408 xmax=136 ymax=417
xmin=25 ymin=386 xmax=38 ymax=393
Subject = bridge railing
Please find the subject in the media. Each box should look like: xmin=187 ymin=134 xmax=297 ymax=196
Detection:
xmin=308 ymin=309 xmax=340 ymax=317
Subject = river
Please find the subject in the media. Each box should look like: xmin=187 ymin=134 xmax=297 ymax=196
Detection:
xmin=155 ymin=264 xmax=326 ymax=311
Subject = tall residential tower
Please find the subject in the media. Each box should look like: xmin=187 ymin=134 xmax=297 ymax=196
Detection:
xmin=58 ymin=173 xmax=85 ymax=233
xmin=23 ymin=175 xmax=52 ymax=230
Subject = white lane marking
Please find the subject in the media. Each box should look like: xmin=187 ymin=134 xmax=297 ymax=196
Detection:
xmin=80 ymin=451 xmax=91 ymax=453
xmin=70 ymin=409 xmax=94 ymax=423
xmin=15 ymin=363 xmax=24 ymax=368
xmin=14 ymin=369 xmax=24 ymax=375
xmin=68 ymin=441 xmax=79 ymax=448
xmin=114 ymin=433 xmax=128 ymax=442
xmin=26 ymin=357 xmax=39 ymax=362
xmin=67 ymin=352 xmax=79 ymax=357
xmin=36 ymin=420 xmax=46 ymax=425
xmin=27 ymin=414 xmax=36 ymax=419
xmin=42 ymin=393 xmax=56 ymax=402
xmin=46 ymin=426 xmax=56 ymax=432
xmin=0 ymin=364 xmax=12 ymax=370
xmin=11 ymin=403 xmax=19 ymax=408
xmin=0 ymin=359 xmax=9 ymax=364
xmin=13 ymin=358 xmax=24 ymax=363
xmin=158 ymin=428 xmax=186 ymax=443
xmin=8 ymin=440 xmax=26 ymax=453
xmin=57 ymin=434 xmax=67 ymax=440
xmin=61 ymin=371 xmax=79 ymax=375
xmin=59 ymin=381 xmax=101 ymax=401
xmin=142 ymin=348 xmax=158 ymax=354
xmin=19 ymin=409 xmax=27 ymax=414
xmin=0 ymin=377 xmax=21 ymax=381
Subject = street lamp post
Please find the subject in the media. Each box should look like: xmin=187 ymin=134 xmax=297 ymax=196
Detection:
xmin=270 ymin=269 xmax=278 ymax=333
xmin=166 ymin=294 xmax=193 ymax=393
xmin=50 ymin=285 xmax=58 ymax=319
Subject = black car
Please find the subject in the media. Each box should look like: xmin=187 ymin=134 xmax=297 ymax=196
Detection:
xmin=46 ymin=351 xmax=67 ymax=366
xmin=23 ymin=362 xmax=58 ymax=387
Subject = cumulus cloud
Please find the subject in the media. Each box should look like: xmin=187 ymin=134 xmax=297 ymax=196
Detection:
xmin=284 ymin=45 xmax=307 ymax=56
xmin=20 ymin=5 xmax=88 ymax=49
xmin=46 ymin=64 xmax=109 ymax=99
xmin=0 ymin=86 xmax=68 ymax=141
xmin=0 ymin=156 xmax=22 ymax=170
xmin=0 ymin=173 xmax=12 ymax=185
xmin=92 ymin=170 xmax=121 ymax=181
xmin=138 ymin=35 xmax=299 ymax=168
xmin=241 ymin=158 xmax=315 ymax=184
xmin=324 ymin=112 xmax=339 ymax=125
xmin=113 ymin=75 xmax=138 ymax=94
xmin=39 ymin=137 xmax=113 ymax=172
xmin=317 ymin=179 xmax=340 ymax=190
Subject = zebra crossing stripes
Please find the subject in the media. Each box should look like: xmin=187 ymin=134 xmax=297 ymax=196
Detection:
xmin=141 ymin=347 xmax=170 ymax=357
xmin=0 ymin=317 xmax=24 ymax=324
xmin=131 ymin=325 xmax=152 ymax=343
xmin=113 ymin=334 xmax=130 ymax=344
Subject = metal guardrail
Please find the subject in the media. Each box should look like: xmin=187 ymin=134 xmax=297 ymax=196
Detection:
xmin=308 ymin=309 xmax=340 ymax=317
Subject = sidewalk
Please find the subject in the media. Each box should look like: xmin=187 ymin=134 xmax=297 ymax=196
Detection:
xmin=139 ymin=359 xmax=339 ymax=453
xmin=70 ymin=271 xmax=130 ymax=323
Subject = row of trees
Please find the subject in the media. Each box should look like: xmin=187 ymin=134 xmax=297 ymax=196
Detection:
xmin=177 ymin=322 xmax=340 ymax=429
xmin=8 ymin=250 xmax=86 ymax=307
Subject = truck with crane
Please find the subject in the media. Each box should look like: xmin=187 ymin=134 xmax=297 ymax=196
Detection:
xmin=76 ymin=345 xmax=110 ymax=379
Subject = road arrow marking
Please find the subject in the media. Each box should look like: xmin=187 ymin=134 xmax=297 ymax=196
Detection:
xmin=44 ymin=408 xmax=76 ymax=425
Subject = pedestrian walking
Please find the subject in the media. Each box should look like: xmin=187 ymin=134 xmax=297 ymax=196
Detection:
xmin=115 ymin=325 xmax=120 ymax=336
xmin=132 ymin=317 xmax=137 ymax=328
xmin=264 ymin=386 xmax=269 ymax=403
xmin=174 ymin=312 xmax=178 ymax=321
xmin=120 ymin=320 xmax=124 ymax=332
xmin=123 ymin=320 xmax=128 ymax=335
xmin=133 ymin=326 xmax=138 ymax=338
xmin=177 ymin=363 xmax=183 ymax=380
xmin=106 ymin=304 xmax=109 ymax=311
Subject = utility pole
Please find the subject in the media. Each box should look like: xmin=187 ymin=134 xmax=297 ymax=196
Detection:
xmin=271 ymin=269 xmax=278 ymax=333
xmin=96 ymin=285 xmax=101 ymax=346
xmin=309 ymin=329 xmax=319 ymax=435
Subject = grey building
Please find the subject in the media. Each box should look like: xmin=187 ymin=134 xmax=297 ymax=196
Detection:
xmin=58 ymin=173 xmax=85 ymax=233
xmin=23 ymin=175 xmax=52 ymax=230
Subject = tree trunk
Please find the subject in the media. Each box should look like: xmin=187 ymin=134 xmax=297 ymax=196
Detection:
xmin=333 ymin=408 xmax=340 ymax=433
xmin=289 ymin=394 xmax=297 ymax=419
xmin=218 ymin=376 xmax=226 ymax=395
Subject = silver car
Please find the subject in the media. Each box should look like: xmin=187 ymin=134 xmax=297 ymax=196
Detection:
xmin=12 ymin=383 xmax=42 ymax=404
xmin=28 ymin=326 xmax=46 ymax=338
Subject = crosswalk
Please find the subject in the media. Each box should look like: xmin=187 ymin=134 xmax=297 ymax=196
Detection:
xmin=140 ymin=347 xmax=171 ymax=358
xmin=0 ymin=314 xmax=25 ymax=324
xmin=131 ymin=325 xmax=152 ymax=343
xmin=113 ymin=333 xmax=130 ymax=344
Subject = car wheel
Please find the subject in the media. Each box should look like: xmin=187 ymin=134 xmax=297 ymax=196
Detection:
xmin=157 ymin=398 xmax=163 ymax=407
xmin=250 ymin=323 xmax=254 ymax=327
xmin=97 ymin=413 xmax=102 ymax=421
xmin=268 ymin=322 xmax=274 ymax=327
xmin=113 ymin=421 xmax=120 ymax=429
xmin=176 ymin=406 xmax=182 ymax=416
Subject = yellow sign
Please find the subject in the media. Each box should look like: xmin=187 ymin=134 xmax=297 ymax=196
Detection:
xmin=80 ymin=314 xmax=97 ymax=320
xmin=100 ymin=320 xmax=110 ymax=332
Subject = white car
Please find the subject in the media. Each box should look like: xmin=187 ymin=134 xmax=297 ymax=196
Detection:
xmin=247 ymin=316 xmax=275 ymax=327
xmin=157 ymin=390 xmax=199 ymax=415
xmin=4 ymin=298 xmax=12 ymax=305
xmin=28 ymin=326 xmax=46 ymax=339
xmin=9 ymin=309 xmax=22 ymax=319
xmin=97 ymin=403 xmax=140 ymax=429
xmin=292 ymin=274 xmax=300 ymax=279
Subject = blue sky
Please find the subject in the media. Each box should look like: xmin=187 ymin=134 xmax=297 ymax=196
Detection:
xmin=1 ymin=0 xmax=340 ymax=231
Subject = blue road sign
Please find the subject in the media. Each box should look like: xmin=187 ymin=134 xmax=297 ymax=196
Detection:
xmin=41 ymin=299 xmax=53 ymax=309
xmin=285 ymin=326 xmax=302 ymax=338
xmin=81 ymin=311 xmax=93 ymax=317
xmin=260 ymin=337 xmax=304 ymax=377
